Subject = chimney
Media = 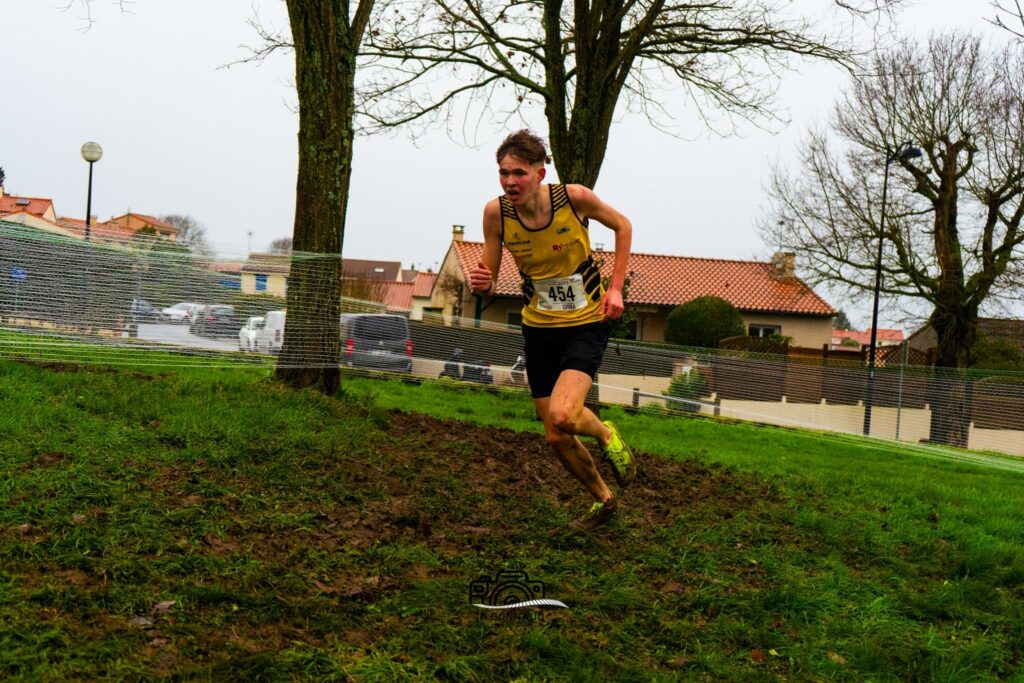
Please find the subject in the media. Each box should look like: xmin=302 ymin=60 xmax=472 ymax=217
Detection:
xmin=771 ymin=251 xmax=796 ymax=281
xmin=452 ymin=224 xmax=465 ymax=242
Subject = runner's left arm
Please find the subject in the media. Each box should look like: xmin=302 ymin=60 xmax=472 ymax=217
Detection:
xmin=566 ymin=185 xmax=632 ymax=320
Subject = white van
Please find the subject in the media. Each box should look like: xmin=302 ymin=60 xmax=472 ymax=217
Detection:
xmin=254 ymin=310 xmax=286 ymax=354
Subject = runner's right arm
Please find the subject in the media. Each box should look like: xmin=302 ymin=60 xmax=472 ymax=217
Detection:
xmin=470 ymin=199 xmax=503 ymax=295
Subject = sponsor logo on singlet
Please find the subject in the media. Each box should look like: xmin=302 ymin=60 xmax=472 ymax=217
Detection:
xmin=551 ymin=238 xmax=580 ymax=252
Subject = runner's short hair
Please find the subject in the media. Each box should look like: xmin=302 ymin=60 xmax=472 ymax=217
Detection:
xmin=496 ymin=129 xmax=551 ymax=165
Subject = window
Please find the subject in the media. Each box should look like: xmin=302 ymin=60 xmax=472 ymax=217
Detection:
xmin=749 ymin=324 xmax=781 ymax=338
xmin=255 ymin=274 xmax=268 ymax=292
xmin=352 ymin=315 xmax=408 ymax=341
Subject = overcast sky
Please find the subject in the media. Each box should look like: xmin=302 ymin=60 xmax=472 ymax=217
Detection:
xmin=1 ymin=1 xmax=1014 ymax=326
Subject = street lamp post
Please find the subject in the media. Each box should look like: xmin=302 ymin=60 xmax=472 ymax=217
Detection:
xmin=81 ymin=142 xmax=103 ymax=241
xmin=863 ymin=141 xmax=922 ymax=437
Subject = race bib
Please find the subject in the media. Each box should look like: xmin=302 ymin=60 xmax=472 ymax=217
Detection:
xmin=534 ymin=274 xmax=587 ymax=311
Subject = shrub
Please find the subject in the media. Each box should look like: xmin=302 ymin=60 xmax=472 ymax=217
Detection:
xmin=972 ymin=334 xmax=1024 ymax=372
xmin=663 ymin=368 xmax=707 ymax=413
xmin=665 ymin=296 xmax=745 ymax=348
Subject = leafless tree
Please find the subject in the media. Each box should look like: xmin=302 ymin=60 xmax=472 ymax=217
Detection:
xmin=352 ymin=0 xmax=902 ymax=186
xmin=160 ymin=214 xmax=212 ymax=255
xmin=272 ymin=0 xmax=376 ymax=395
xmin=63 ymin=0 xmax=376 ymax=395
xmin=242 ymin=1 xmax=902 ymax=187
xmin=341 ymin=276 xmax=389 ymax=308
xmin=268 ymin=237 xmax=293 ymax=253
xmin=58 ymin=0 xmax=135 ymax=29
xmin=763 ymin=32 xmax=1024 ymax=446
xmin=988 ymin=0 xmax=1024 ymax=39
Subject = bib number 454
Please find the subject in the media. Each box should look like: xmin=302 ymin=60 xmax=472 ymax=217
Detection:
xmin=535 ymin=274 xmax=587 ymax=311
xmin=548 ymin=285 xmax=575 ymax=302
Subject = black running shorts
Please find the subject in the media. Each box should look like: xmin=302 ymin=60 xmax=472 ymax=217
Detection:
xmin=521 ymin=321 xmax=611 ymax=399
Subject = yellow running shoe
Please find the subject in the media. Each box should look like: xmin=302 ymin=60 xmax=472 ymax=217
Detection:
xmin=601 ymin=420 xmax=636 ymax=488
xmin=568 ymin=498 xmax=617 ymax=531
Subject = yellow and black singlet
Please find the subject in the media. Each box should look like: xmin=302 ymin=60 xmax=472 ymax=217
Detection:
xmin=500 ymin=183 xmax=604 ymax=328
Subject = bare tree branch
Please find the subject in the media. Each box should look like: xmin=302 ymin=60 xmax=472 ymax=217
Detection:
xmin=987 ymin=0 xmax=1024 ymax=39
xmin=241 ymin=0 xmax=901 ymax=186
xmin=763 ymin=32 xmax=1024 ymax=381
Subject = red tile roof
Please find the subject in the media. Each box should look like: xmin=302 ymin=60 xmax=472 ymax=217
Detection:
xmin=132 ymin=213 xmax=175 ymax=230
xmin=242 ymin=253 xmax=292 ymax=274
xmin=342 ymin=258 xmax=402 ymax=281
xmin=0 ymin=195 xmax=54 ymax=218
xmin=203 ymin=260 xmax=245 ymax=274
xmin=450 ymin=241 xmax=835 ymax=316
xmin=412 ymin=271 xmax=437 ymax=298
xmin=108 ymin=212 xmax=179 ymax=233
xmin=381 ymin=281 xmax=414 ymax=311
xmin=56 ymin=216 xmax=138 ymax=242
xmin=833 ymin=329 xmax=904 ymax=345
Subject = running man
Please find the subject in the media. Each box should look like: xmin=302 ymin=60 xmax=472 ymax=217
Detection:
xmin=470 ymin=129 xmax=637 ymax=531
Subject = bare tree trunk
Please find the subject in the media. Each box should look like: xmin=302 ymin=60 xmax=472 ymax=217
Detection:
xmin=927 ymin=306 xmax=978 ymax=448
xmin=275 ymin=0 xmax=360 ymax=394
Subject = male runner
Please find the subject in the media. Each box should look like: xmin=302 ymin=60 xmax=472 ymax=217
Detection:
xmin=470 ymin=129 xmax=636 ymax=531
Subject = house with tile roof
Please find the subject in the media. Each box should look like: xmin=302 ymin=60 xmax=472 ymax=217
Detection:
xmin=240 ymin=253 xmax=291 ymax=296
xmin=1 ymin=184 xmax=181 ymax=247
xmin=343 ymin=258 xmax=404 ymax=281
xmin=434 ymin=227 xmax=836 ymax=346
xmin=831 ymin=328 xmax=905 ymax=350
xmin=908 ymin=318 xmax=1024 ymax=358
xmin=410 ymin=271 xmax=439 ymax=320
xmin=54 ymin=216 xmax=139 ymax=243
xmin=0 ymin=195 xmax=57 ymax=222
xmin=239 ymin=253 xmax=434 ymax=311
xmin=106 ymin=213 xmax=179 ymax=241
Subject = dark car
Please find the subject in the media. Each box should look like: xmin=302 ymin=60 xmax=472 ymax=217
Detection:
xmin=340 ymin=313 xmax=413 ymax=373
xmin=189 ymin=305 xmax=237 ymax=338
xmin=129 ymin=298 xmax=164 ymax=324
xmin=125 ymin=298 xmax=163 ymax=337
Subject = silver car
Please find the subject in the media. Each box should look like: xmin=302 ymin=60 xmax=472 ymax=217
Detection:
xmin=238 ymin=316 xmax=265 ymax=352
xmin=161 ymin=302 xmax=203 ymax=324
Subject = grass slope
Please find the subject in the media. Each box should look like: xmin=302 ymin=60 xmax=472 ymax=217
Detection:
xmin=0 ymin=357 xmax=1022 ymax=681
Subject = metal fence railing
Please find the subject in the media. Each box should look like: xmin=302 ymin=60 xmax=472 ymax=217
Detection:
xmin=3 ymin=220 xmax=1022 ymax=461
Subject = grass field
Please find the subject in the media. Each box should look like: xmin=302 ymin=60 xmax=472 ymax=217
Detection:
xmin=1 ymin=343 xmax=1023 ymax=680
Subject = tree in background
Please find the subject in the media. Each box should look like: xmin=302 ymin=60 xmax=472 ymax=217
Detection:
xmin=71 ymin=0 xmax=376 ymax=396
xmin=764 ymin=33 xmax=1024 ymax=446
xmin=665 ymin=296 xmax=745 ymax=348
xmin=268 ymin=237 xmax=293 ymax=253
xmin=358 ymin=1 xmax=901 ymax=187
xmin=988 ymin=0 xmax=1024 ymax=38
xmin=248 ymin=0 xmax=376 ymax=395
xmin=972 ymin=333 xmax=1024 ymax=371
xmin=160 ymin=214 xmax=211 ymax=255
xmin=832 ymin=309 xmax=854 ymax=330
xmin=664 ymin=369 xmax=708 ymax=413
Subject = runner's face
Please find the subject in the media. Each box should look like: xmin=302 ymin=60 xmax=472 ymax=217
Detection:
xmin=498 ymin=155 xmax=545 ymax=205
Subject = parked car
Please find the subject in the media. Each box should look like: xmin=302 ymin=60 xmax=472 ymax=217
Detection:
xmin=253 ymin=310 xmax=286 ymax=354
xmin=129 ymin=298 xmax=164 ymax=325
xmin=190 ymin=305 xmax=237 ymax=338
xmin=238 ymin=316 xmax=265 ymax=352
xmin=125 ymin=298 xmax=163 ymax=337
xmin=161 ymin=302 xmax=203 ymax=324
xmin=340 ymin=313 xmax=413 ymax=373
